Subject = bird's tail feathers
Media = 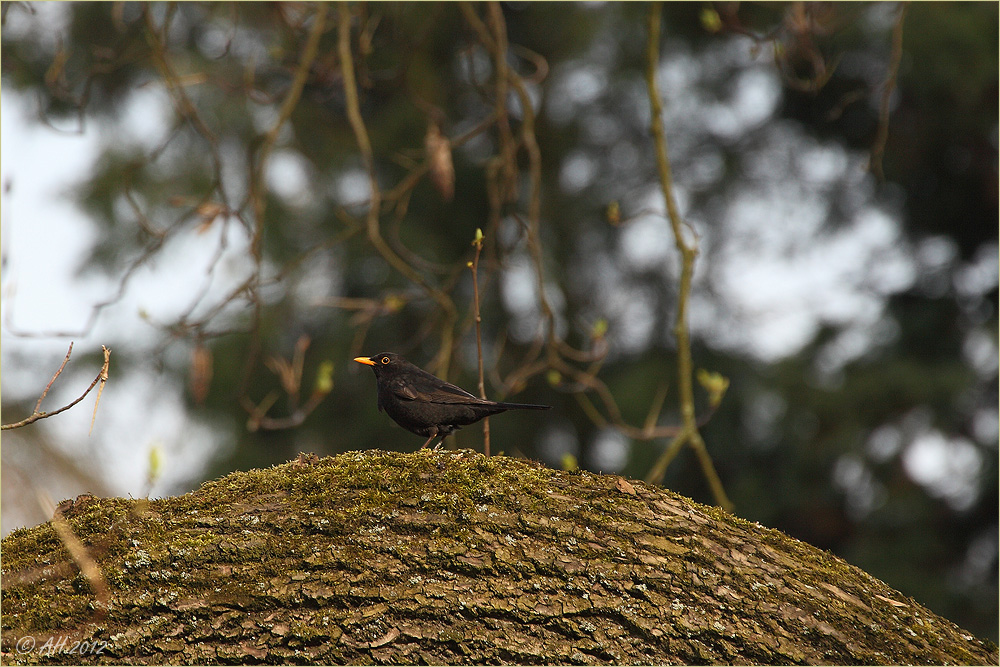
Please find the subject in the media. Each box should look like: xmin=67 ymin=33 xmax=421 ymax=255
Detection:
xmin=494 ymin=402 xmax=551 ymax=410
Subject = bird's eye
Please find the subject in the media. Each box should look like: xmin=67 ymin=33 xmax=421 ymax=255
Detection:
xmin=381 ymin=356 xmax=390 ymax=364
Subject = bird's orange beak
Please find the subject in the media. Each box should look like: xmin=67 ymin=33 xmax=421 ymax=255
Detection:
xmin=354 ymin=356 xmax=376 ymax=366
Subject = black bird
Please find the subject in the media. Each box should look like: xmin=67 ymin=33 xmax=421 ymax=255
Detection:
xmin=354 ymin=353 xmax=551 ymax=448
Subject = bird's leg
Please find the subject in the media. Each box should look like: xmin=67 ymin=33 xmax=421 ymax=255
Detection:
xmin=420 ymin=433 xmax=438 ymax=449
xmin=431 ymin=432 xmax=453 ymax=451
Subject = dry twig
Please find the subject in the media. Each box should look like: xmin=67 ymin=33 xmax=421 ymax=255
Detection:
xmin=2 ymin=343 xmax=111 ymax=432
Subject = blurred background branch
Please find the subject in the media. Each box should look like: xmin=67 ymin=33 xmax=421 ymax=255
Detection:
xmin=1 ymin=0 xmax=995 ymax=643
xmin=644 ymin=2 xmax=731 ymax=509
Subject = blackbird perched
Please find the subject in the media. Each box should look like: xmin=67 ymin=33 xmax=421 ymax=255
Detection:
xmin=354 ymin=353 xmax=551 ymax=448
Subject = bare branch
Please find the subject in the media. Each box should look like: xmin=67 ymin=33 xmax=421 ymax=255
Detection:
xmin=89 ymin=345 xmax=111 ymax=435
xmin=244 ymin=336 xmax=333 ymax=432
xmin=2 ymin=344 xmax=112 ymax=431
xmin=33 ymin=342 xmax=74 ymax=414
xmin=469 ymin=229 xmax=490 ymax=455
xmin=869 ymin=1 xmax=908 ymax=180
xmin=338 ymin=2 xmax=457 ymax=376
xmin=645 ymin=2 xmax=731 ymax=510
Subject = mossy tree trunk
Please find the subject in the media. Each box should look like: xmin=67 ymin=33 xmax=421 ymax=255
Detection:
xmin=2 ymin=449 xmax=996 ymax=665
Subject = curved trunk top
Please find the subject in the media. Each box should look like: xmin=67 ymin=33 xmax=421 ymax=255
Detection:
xmin=2 ymin=448 xmax=996 ymax=665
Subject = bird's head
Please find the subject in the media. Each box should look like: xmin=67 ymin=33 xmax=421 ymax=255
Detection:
xmin=354 ymin=353 xmax=408 ymax=378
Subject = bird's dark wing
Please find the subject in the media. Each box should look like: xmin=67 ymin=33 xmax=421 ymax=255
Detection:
xmin=385 ymin=368 xmax=483 ymax=405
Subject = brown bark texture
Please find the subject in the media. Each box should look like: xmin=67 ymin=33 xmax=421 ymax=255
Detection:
xmin=1 ymin=448 xmax=996 ymax=665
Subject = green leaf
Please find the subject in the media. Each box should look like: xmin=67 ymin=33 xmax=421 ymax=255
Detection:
xmin=315 ymin=361 xmax=335 ymax=394
xmin=696 ymin=368 xmax=730 ymax=408
xmin=700 ymin=6 xmax=722 ymax=33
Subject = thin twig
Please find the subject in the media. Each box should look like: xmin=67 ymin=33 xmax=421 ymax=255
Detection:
xmin=460 ymin=2 xmax=719 ymax=460
xmin=2 ymin=345 xmax=112 ymax=431
xmin=506 ymin=72 xmax=555 ymax=347
xmin=37 ymin=490 xmax=109 ymax=618
xmin=338 ymin=2 xmax=458 ymax=377
xmin=236 ymin=3 xmax=328 ymax=407
xmin=486 ymin=2 xmax=518 ymax=203
xmin=4 ymin=6 xmax=238 ymax=341
xmin=33 ymin=342 xmax=74 ymax=414
xmin=644 ymin=2 xmax=732 ymax=510
xmin=469 ymin=229 xmax=490 ymax=455
xmin=868 ymin=1 xmax=908 ymax=180
xmin=89 ymin=345 xmax=111 ymax=435
xmin=244 ymin=336 xmax=332 ymax=432
xmin=247 ymin=0 xmax=327 ymax=255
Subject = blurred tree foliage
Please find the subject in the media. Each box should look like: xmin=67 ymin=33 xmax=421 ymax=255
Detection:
xmin=2 ymin=1 xmax=996 ymax=642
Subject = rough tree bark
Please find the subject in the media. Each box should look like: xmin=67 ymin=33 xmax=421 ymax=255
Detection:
xmin=2 ymin=449 xmax=996 ymax=665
